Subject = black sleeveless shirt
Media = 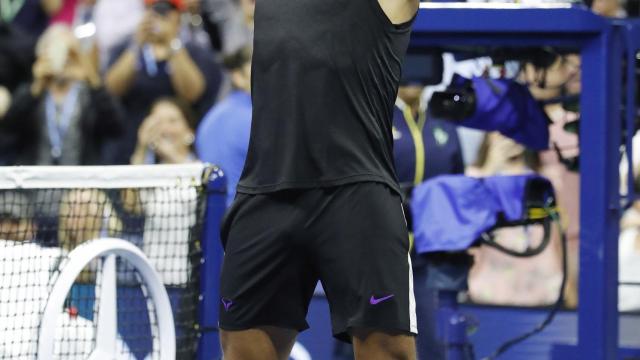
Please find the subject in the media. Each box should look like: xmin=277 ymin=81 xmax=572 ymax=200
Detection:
xmin=237 ymin=0 xmax=414 ymax=195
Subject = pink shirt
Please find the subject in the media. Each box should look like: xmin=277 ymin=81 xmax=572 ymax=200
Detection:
xmin=468 ymin=226 xmax=563 ymax=306
xmin=50 ymin=0 xmax=79 ymax=25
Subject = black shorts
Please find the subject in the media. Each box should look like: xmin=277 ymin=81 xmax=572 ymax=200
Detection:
xmin=218 ymin=182 xmax=417 ymax=342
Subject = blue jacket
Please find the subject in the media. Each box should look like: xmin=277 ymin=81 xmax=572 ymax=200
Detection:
xmin=196 ymin=91 xmax=252 ymax=207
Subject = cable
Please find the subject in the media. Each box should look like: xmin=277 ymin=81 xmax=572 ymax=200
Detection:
xmin=480 ymin=217 xmax=552 ymax=258
xmin=480 ymin=207 xmax=568 ymax=360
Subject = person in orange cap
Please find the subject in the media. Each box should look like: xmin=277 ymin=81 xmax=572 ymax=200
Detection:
xmin=103 ymin=0 xmax=222 ymax=164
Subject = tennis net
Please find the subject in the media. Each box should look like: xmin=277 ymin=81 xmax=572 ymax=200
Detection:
xmin=0 ymin=164 xmax=213 ymax=359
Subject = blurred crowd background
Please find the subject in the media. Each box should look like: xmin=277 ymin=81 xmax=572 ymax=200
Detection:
xmin=0 ymin=0 xmax=253 ymax=167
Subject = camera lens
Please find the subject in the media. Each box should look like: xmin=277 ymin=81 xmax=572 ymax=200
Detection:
xmin=428 ymin=90 xmax=477 ymax=122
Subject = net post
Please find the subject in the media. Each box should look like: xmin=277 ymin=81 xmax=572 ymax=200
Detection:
xmin=197 ymin=166 xmax=227 ymax=360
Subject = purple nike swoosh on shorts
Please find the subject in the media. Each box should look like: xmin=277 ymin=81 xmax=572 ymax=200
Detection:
xmin=221 ymin=298 xmax=233 ymax=311
xmin=369 ymin=294 xmax=394 ymax=305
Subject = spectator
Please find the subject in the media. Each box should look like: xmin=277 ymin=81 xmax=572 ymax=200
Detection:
xmin=58 ymin=188 xmax=121 ymax=252
xmin=0 ymin=22 xmax=37 ymax=92
xmin=127 ymin=105 xmax=200 ymax=284
xmin=126 ymin=97 xmax=199 ymax=285
xmin=200 ymin=0 xmax=252 ymax=55
xmin=93 ymin=0 xmax=145 ymax=69
xmin=525 ymin=53 xmax=582 ymax=307
xmin=196 ymin=46 xmax=252 ymax=206
xmin=50 ymin=0 xmax=92 ymax=26
xmin=136 ymin=185 xmax=197 ymax=286
xmin=0 ymin=192 xmax=36 ymax=242
xmin=180 ymin=0 xmax=228 ymax=98
xmin=0 ymin=24 xmax=124 ymax=166
xmin=0 ymin=189 xmax=133 ymax=359
xmin=0 ymin=22 xmax=37 ymax=165
xmin=104 ymin=0 xmax=222 ymax=164
xmin=50 ymin=0 xmax=100 ymax=72
xmin=50 ymin=0 xmax=78 ymax=24
xmin=131 ymin=97 xmax=198 ymax=165
xmin=1 ymin=0 xmax=61 ymax=36
xmin=181 ymin=0 xmax=213 ymax=52
xmin=0 ymin=245 xmax=91 ymax=359
xmin=466 ymin=132 xmax=564 ymax=306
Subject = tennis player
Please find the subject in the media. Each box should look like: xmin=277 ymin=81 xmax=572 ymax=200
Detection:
xmin=218 ymin=0 xmax=419 ymax=358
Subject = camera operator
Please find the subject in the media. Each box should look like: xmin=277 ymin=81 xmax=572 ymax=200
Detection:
xmin=523 ymin=53 xmax=582 ymax=307
xmin=466 ymin=133 xmax=565 ymax=306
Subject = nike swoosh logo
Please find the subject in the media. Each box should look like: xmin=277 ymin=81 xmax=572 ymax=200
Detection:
xmin=370 ymin=294 xmax=394 ymax=305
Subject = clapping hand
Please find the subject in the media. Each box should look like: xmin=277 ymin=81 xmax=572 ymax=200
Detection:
xmin=481 ymin=133 xmax=526 ymax=176
xmin=135 ymin=112 xmax=193 ymax=164
xmin=31 ymin=55 xmax=56 ymax=96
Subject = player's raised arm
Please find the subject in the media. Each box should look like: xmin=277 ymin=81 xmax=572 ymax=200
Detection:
xmin=378 ymin=0 xmax=419 ymax=25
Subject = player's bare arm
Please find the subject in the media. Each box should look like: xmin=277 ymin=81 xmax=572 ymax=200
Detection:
xmin=378 ymin=0 xmax=419 ymax=25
